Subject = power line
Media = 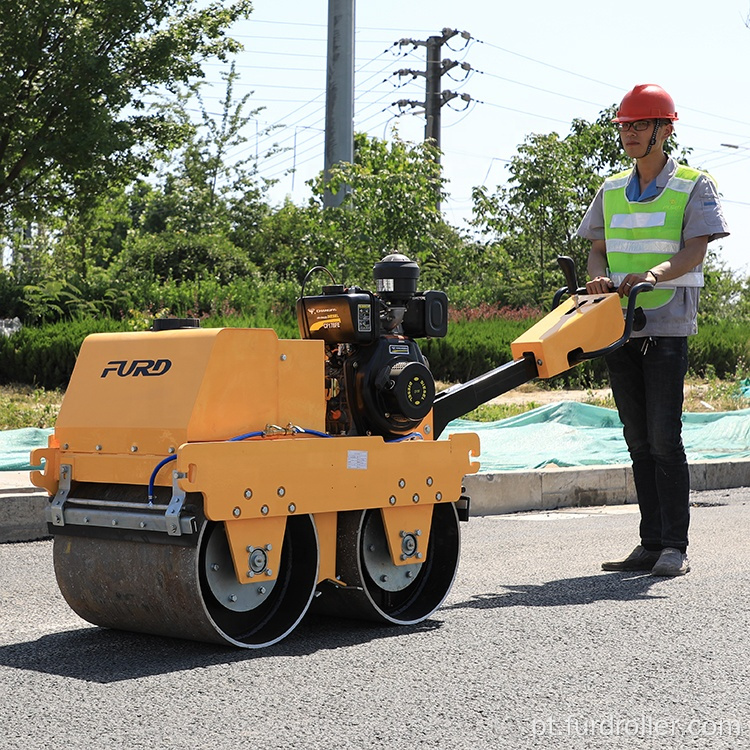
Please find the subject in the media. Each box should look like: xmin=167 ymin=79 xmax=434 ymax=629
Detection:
xmin=189 ymin=19 xmax=750 ymax=218
xmin=474 ymin=37 xmax=622 ymax=92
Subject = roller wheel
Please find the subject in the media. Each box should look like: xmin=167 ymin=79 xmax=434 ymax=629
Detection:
xmin=53 ymin=503 xmax=319 ymax=648
xmin=315 ymin=502 xmax=460 ymax=625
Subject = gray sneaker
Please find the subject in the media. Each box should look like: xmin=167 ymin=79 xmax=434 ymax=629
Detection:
xmin=651 ymin=547 xmax=690 ymax=577
xmin=602 ymin=545 xmax=661 ymax=572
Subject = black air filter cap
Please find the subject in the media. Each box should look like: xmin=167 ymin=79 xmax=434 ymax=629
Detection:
xmin=373 ymin=253 xmax=420 ymax=302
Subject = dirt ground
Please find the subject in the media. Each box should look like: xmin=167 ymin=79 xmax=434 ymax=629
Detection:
xmin=484 ymin=381 xmax=726 ymax=411
xmin=488 ymin=384 xmax=612 ymax=406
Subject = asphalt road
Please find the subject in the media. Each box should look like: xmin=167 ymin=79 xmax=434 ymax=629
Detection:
xmin=2 ymin=488 xmax=749 ymax=750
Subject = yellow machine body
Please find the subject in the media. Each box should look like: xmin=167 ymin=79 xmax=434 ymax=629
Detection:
xmin=32 ymin=327 xmax=479 ymax=590
xmin=34 ymin=327 xmax=324 ymax=478
xmin=510 ymin=293 xmax=624 ymax=378
xmin=31 ymin=285 xmax=627 ymax=649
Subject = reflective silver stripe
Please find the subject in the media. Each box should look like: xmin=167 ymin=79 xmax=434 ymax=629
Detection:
xmin=604 ymin=171 xmax=698 ymax=197
xmin=669 ymin=175 xmax=699 ymax=195
xmin=609 ymin=211 xmax=666 ymax=229
xmin=603 ymin=175 xmax=630 ymax=191
xmin=610 ymin=271 xmax=704 ymax=288
xmin=606 ymin=238 xmax=680 ymax=255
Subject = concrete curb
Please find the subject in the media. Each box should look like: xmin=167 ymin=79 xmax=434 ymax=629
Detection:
xmin=464 ymin=458 xmax=750 ymax=516
xmin=2 ymin=458 xmax=750 ymax=543
xmin=0 ymin=490 xmax=50 ymax=543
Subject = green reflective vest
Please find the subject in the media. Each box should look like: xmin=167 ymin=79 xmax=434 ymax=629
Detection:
xmin=603 ymin=165 xmax=706 ymax=309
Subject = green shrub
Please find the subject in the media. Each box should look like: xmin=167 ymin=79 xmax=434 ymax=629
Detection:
xmin=422 ymin=313 xmax=609 ymax=387
xmin=423 ymin=317 xmax=750 ymax=388
xmin=422 ymin=318 xmax=529 ymax=381
xmin=1 ymin=312 xmax=748 ymax=394
xmin=689 ymin=322 xmax=750 ymax=379
xmin=0 ymin=319 xmax=129 ymax=389
xmin=117 ymin=232 xmax=255 ymax=285
xmin=0 ymin=270 xmax=26 ymax=319
xmin=0 ymin=314 xmax=300 ymax=390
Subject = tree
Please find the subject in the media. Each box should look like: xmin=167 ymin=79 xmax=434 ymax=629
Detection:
xmin=143 ymin=63 xmax=271 ymax=239
xmin=308 ymin=132 xmax=454 ymax=286
xmin=114 ymin=64 xmax=270 ymax=285
xmin=248 ymin=133 xmax=509 ymax=307
xmin=700 ymin=249 xmax=750 ymax=325
xmin=0 ymin=0 xmax=252 ymax=224
xmin=471 ymin=106 xmax=694 ymax=305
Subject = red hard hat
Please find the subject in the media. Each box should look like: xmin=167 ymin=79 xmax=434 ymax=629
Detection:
xmin=613 ymin=84 xmax=678 ymax=122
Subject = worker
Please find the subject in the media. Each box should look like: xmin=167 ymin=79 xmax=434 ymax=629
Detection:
xmin=577 ymin=84 xmax=729 ymax=576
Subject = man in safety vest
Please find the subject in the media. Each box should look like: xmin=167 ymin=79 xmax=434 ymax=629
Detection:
xmin=577 ymin=83 xmax=729 ymax=576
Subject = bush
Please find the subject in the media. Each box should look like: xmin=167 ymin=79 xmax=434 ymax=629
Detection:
xmin=1 ymin=312 xmax=748 ymax=393
xmin=0 ymin=318 xmax=129 ymax=389
xmin=117 ymin=231 xmax=255 ymax=285
xmin=0 ymin=270 xmax=26 ymax=319
xmin=422 ymin=314 xmax=610 ymax=387
xmin=0 ymin=312 xmax=300 ymax=390
xmin=689 ymin=322 xmax=750 ymax=379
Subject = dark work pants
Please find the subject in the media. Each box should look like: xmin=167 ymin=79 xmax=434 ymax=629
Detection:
xmin=605 ymin=337 xmax=690 ymax=552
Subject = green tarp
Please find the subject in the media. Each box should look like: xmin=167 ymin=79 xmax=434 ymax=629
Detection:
xmin=2 ymin=403 xmax=750 ymax=472
xmin=443 ymin=402 xmax=750 ymax=472
xmin=0 ymin=428 xmax=52 ymax=471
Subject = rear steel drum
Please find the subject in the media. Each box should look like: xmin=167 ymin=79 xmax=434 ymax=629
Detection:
xmin=314 ymin=502 xmax=460 ymax=624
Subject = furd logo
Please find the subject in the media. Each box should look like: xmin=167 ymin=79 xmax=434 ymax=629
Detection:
xmin=100 ymin=359 xmax=172 ymax=378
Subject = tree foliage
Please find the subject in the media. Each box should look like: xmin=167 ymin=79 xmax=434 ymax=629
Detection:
xmin=0 ymin=63 xmax=747 ymax=336
xmin=0 ymin=0 xmax=252 ymax=224
xmin=471 ymin=106 xmax=698 ymax=306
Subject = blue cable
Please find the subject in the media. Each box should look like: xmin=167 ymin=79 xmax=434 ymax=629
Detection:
xmin=146 ymin=427 xmax=331 ymax=502
xmin=293 ymin=427 xmax=333 ymax=438
xmin=147 ymin=455 xmax=177 ymax=503
xmin=148 ymin=426 xmax=424 ymax=501
xmin=229 ymin=430 xmax=265 ymax=442
xmin=387 ymin=432 xmax=424 ymax=442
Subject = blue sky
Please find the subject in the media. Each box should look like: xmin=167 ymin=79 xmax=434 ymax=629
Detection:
xmin=199 ymin=0 xmax=750 ymax=272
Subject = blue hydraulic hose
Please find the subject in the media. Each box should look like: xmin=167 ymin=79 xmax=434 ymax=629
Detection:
xmin=229 ymin=430 xmax=265 ymax=442
xmin=147 ymin=454 xmax=177 ymax=503
xmin=387 ymin=432 xmax=424 ymax=442
xmin=147 ymin=427 xmax=331 ymax=502
xmin=292 ymin=427 xmax=333 ymax=438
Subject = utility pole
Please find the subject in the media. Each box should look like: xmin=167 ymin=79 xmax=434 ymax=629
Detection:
xmin=395 ymin=28 xmax=473 ymax=210
xmin=323 ymin=0 xmax=355 ymax=208
xmin=424 ymin=34 xmax=459 ymax=150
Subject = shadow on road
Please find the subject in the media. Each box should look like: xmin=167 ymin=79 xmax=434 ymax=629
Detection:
xmin=0 ymin=615 xmax=441 ymax=683
xmin=447 ymin=572 xmax=668 ymax=611
xmin=0 ymin=574 xmax=671 ymax=682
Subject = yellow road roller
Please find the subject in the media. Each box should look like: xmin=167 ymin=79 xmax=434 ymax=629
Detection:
xmin=31 ymin=256 xmax=649 ymax=648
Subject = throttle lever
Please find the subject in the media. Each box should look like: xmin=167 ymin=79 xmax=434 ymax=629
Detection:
xmin=556 ymin=255 xmax=579 ymax=296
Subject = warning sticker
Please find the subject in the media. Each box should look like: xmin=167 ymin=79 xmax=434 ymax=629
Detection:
xmin=347 ymin=450 xmax=368 ymax=470
xmin=357 ymin=304 xmax=372 ymax=332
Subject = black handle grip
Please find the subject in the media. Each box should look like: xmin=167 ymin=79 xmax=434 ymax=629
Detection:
xmin=569 ymin=281 xmax=654 ymax=364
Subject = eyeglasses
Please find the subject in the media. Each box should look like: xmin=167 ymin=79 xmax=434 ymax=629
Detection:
xmin=615 ymin=120 xmax=656 ymax=132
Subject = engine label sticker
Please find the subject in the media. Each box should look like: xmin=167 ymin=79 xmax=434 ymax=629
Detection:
xmin=357 ymin=304 xmax=372 ymax=332
xmin=388 ymin=344 xmax=410 ymax=355
xmin=347 ymin=450 xmax=368 ymax=470
xmin=309 ymin=308 xmax=342 ymax=332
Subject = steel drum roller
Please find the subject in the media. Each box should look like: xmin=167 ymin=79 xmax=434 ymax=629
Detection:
xmin=53 ymin=485 xmax=319 ymax=648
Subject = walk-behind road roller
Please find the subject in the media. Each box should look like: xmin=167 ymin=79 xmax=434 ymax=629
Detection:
xmin=31 ymin=256 xmax=649 ymax=648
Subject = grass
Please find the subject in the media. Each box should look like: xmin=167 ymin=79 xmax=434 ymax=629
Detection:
xmin=0 ymin=385 xmax=64 ymax=430
xmin=0 ymin=375 xmax=748 ymax=430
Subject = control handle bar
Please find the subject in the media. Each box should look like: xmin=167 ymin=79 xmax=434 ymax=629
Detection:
xmin=552 ymin=256 xmax=653 ymax=364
